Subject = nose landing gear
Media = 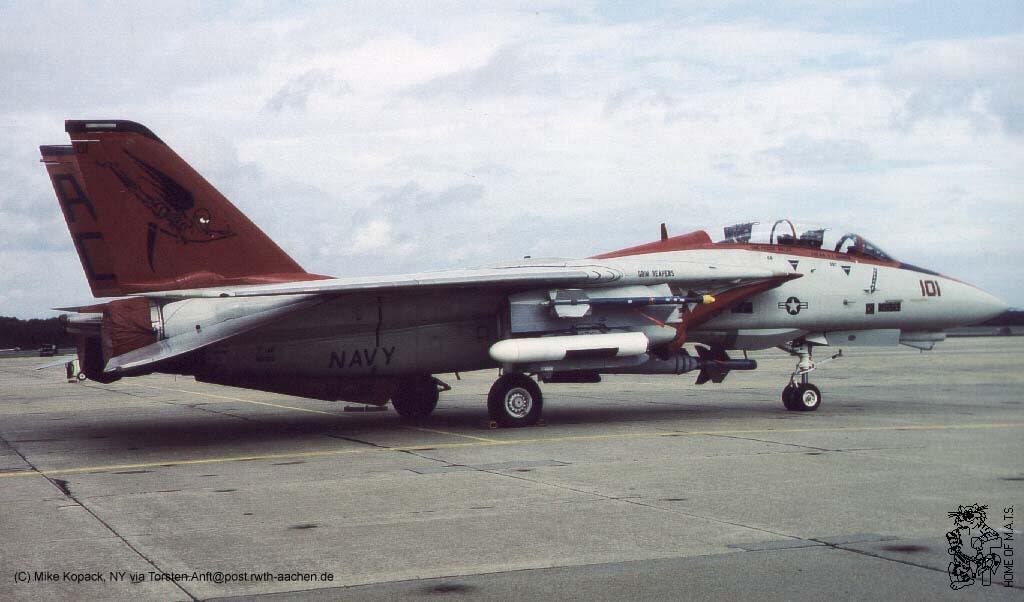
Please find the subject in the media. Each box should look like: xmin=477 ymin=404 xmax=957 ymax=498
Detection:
xmin=779 ymin=341 xmax=841 ymax=412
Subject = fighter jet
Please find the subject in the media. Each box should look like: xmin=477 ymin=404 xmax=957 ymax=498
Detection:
xmin=41 ymin=120 xmax=1008 ymax=426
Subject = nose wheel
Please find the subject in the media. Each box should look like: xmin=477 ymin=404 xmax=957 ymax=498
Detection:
xmin=783 ymin=381 xmax=821 ymax=411
xmin=779 ymin=340 xmax=838 ymax=412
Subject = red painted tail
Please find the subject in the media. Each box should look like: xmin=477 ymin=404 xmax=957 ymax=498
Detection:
xmin=41 ymin=120 xmax=322 ymax=297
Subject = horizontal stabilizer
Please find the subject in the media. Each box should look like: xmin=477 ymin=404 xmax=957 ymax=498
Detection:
xmin=53 ymin=304 xmax=107 ymax=313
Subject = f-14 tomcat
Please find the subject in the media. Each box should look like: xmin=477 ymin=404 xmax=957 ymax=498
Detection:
xmin=41 ymin=120 xmax=1008 ymax=426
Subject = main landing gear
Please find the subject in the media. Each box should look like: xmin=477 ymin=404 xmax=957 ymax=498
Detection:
xmin=487 ymin=373 xmax=543 ymax=428
xmin=391 ymin=376 xmax=447 ymax=419
xmin=390 ymin=373 xmax=544 ymax=427
xmin=779 ymin=341 xmax=840 ymax=412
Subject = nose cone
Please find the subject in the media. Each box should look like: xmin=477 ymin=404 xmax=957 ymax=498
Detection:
xmin=961 ymin=285 xmax=1010 ymax=325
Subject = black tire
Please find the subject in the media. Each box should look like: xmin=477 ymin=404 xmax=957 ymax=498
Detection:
xmin=391 ymin=376 xmax=439 ymax=419
xmin=792 ymin=383 xmax=822 ymax=411
xmin=487 ymin=373 xmax=543 ymax=427
xmin=782 ymin=385 xmax=800 ymax=411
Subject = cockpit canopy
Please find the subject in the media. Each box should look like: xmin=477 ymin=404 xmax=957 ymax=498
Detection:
xmin=710 ymin=219 xmax=894 ymax=262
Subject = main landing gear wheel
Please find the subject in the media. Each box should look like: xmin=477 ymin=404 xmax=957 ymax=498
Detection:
xmin=391 ymin=376 xmax=439 ymax=419
xmin=782 ymin=383 xmax=821 ymax=412
xmin=487 ymin=373 xmax=543 ymax=428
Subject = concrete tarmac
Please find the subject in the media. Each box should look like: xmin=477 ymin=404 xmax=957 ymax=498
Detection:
xmin=1 ymin=338 xmax=1021 ymax=601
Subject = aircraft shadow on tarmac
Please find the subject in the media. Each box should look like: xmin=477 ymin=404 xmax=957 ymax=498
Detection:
xmin=28 ymin=395 xmax=842 ymax=452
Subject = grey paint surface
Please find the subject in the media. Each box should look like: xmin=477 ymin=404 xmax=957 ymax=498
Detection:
xmin=1 ymin=337 xmax=1021 ymax=601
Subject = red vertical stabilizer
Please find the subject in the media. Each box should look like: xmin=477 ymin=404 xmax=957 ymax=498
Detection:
xmin=42 ymin=120 xmax=326 ymax=296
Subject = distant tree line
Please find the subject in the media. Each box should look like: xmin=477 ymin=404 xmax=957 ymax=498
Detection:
xmin=0 ymin=316 xmax=75 ymax=349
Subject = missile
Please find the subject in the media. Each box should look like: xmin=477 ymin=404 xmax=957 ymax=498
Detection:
xmin=548 ymin=294 xmax=715 ymax=307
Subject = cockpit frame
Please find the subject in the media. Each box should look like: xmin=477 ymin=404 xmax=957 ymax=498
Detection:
xmin=711 ymin=220 xmax=895 ymax=263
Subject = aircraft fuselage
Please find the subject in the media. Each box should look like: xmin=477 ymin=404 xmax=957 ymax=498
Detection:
xmin=193 ymin=246 xmax=1004 ymax=384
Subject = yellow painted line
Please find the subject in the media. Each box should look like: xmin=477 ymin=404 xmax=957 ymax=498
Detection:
xmin=487 ymin=422 xmax=1024 ymax=446
xmin=679 ymin=422 xmax=1024 ymax=436
xmin=401 ymin=425 xmax=500 ymax=443
xmin=437 ymin=422 xmax=1024 ymax=449
xmin=1 ymin=421 xmax=1020 ymax=480
xmin=0 ymin=441 xmax=492 ymax=479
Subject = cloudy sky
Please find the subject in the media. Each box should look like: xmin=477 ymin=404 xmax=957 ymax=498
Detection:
xmin=1 ymin=1 xmax=1022 ymax=318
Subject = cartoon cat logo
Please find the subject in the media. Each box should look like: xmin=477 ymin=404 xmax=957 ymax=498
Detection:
xmin=946 ymin=504 xmax=1002 ymax=589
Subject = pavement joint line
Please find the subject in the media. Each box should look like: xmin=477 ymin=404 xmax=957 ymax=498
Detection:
xmin=0 ymin=431 xmax=200 ymax=601
xmin=705 ymin=433 xmax=832 ymax=452
xmin=818 ymin=540 xmax=947 ymax=578
xmin=1 ymin=421 xmax=1021 ymax=480
xmin=474 ymin=464 xmax=801 ymax=542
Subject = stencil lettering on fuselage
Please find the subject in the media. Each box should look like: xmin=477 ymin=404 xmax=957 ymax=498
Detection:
xmin=328 ymin=346 xmax=396 ymax=370
xmin=637 ymin=269 xmax=675 ymax=278
xmin=920 ymin=279 xmax=942 ymax=297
